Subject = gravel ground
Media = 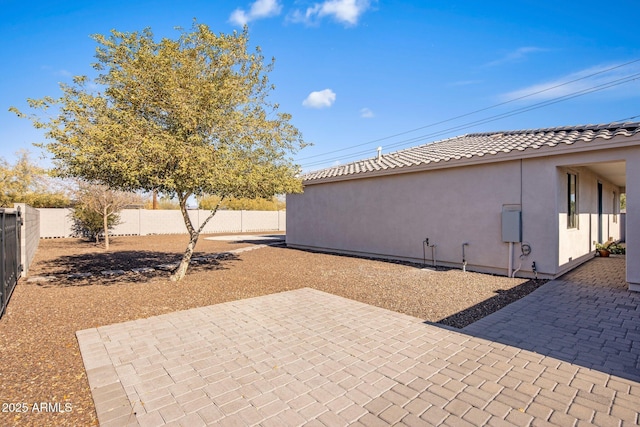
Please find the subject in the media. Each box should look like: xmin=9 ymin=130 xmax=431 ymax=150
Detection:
xmin=0 ymin=233 xmax=546 ymax=427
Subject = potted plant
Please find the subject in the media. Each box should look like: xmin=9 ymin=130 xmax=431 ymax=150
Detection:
xmin=608 ymin=242 xmax=626 ymax=255
xmin=595 ymin=242 xmax=611 ymax=257
xmin=595 ymin=237 xmax=622 ymax=257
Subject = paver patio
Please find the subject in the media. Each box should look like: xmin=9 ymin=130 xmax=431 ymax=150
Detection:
xmin=463 ymin=256 xmax=640 ymax=383
xmin=77 ymin=257 xmax=639 ymax=426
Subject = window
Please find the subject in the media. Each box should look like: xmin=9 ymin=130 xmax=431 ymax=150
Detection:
xmin=567 ymin=173 xmax=577 ymax=228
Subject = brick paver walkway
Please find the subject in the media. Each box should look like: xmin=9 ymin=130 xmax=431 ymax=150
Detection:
xmin=464 ymin=256 xmax=640 ymax=382
xmin=77 ymin=258 xmax=639 ymax=426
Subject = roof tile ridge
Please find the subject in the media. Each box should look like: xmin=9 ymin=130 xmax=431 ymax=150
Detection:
xmin=383 ymin=134 xmax=469 ymax=157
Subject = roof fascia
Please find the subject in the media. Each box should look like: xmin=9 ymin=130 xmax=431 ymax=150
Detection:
xmin=302 ymin=134 xmax=640 ymax=186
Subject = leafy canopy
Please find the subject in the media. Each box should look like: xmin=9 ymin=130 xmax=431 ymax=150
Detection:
xmin=0 ymin=150 xmax=70 ymax=208
xmin=14 ymin=22 xmax=305 ymax=205
xmin=198 ymin=194 xmax=286 ymax=211
xmin=13 ymin=22 xmax=306 ymax=280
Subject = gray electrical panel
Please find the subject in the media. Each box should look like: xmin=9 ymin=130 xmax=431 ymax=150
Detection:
xmin=501 ymin=207 xmax=522 ymax=242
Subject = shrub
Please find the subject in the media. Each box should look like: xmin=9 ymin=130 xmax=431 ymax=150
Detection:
xmin=70 ymin=206 xmax=120 ymax=243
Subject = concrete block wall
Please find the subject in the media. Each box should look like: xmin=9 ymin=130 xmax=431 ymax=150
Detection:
xmin=12 ymin=204 xmax=40 ymax=276
xmin=39 ymin=208 xmax=286 ymax=238
xmin=39 ymin=208 xmax=75 ymax=238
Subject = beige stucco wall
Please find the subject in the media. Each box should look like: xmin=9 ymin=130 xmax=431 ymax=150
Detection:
xmin=549 ymin=148 xmax=631 ymax=277
xmin=288 ymin=159 xmax=551 ymax=277
xmin=288 ymin=146 xmax=633 ymax=280
xmin=626 ymin=150 xmax=640 ymax=290
xmin=556 ymin=166 xmax=622 ymax=275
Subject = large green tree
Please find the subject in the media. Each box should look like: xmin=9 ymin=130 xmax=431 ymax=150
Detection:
xmin=12 ymin=22 xmax=305 ymax=281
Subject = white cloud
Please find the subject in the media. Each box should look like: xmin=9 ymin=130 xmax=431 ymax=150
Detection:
xmin=499 ymin=62 xmax=640 ymax=102
xmin=303 ymin=89 xmax=336 ymax=108
xmin=229 ymin=0 xmax=282 ymax=26
xmin=360 ymin=107 xmax=374 ymax=118
xmin=229 ymin=10 xmax=249 ymax=26
xmin=484 ymin=47 xmax=547 ymax=67
xmin=291 ymin=0 xmax=373 ymax=26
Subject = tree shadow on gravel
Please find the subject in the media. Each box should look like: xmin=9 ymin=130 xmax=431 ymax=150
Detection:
xmin=235 ymin=238 xmax=286 ymax=246
xmin=433 ymin=278 xmax=548 ymax=329
xmin=29 ymin=250 xmax=240 ymax=287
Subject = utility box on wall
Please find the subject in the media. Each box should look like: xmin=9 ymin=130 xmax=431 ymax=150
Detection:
xmin=502 ymin=206 xmax=522 ymax=243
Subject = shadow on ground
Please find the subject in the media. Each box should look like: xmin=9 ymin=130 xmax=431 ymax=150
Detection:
xmin=434 ymin=278 xmax=548 ymax=329
xmin=453 ymin=257 xmax=640 ymax=382
xmin=235 ymin=238 xmax=286 ymax=245
xmin=29 ymin=250 xmax=240 ymax=287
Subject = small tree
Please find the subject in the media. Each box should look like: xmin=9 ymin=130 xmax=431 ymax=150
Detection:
xmin=71 ymin=204 xmax=121 ymax=244
xmin=13 ymin=22 xmax=305 ymax=280
xmin=71 ymin=181 xmax=142 ymax=249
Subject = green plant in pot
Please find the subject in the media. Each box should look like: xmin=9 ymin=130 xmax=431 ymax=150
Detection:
xmin=595 ymin=242 xmax=611 ymax=257
xmin=595 ymin=237 xmax=625 ymax=257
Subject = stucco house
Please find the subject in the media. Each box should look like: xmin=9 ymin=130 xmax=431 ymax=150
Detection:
xmin=286 ymin=122 xmax=640 ymax=291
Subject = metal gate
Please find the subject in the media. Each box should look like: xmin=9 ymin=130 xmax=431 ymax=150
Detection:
xmin=1 ymin=208 xmax=22 ymax=319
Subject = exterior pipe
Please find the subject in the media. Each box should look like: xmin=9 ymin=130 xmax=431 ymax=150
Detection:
xmin=423 ymin=238 xmax=429 ymax=267
xmin=512 ymin=257 xmax=522 ymax=278
xmin=431 ymin=245 xmax=437 ymax=268
xmin=462 ymin=242 xmax=469 ymax=272
xmin=423 ymin=238 xmax=436 ymax=268
xmin=512 ymin=243 xmax=531 ymax=278
xmin=508 ymin=242 xmax=513 ymax=278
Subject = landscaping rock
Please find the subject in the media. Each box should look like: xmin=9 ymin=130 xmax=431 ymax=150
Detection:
xmin=131 ymin=267 xmax=155 ymax=274
xmin=26 ymin=275 xmax=58 ymax=283
xmin=101 ymin=270 xmax=126 ymax=277
xmin=155 ymin=263 xmax=178 ymax=271
xmin=67 ymin=272 xmax=93 ymax=279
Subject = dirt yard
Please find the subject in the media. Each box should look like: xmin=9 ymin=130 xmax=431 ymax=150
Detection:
xmin=0 ymin=233 xmax=545 ymax=426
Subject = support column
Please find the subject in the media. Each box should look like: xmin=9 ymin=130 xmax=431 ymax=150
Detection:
xmin=627 ymin=152 xmax=640 ymax=291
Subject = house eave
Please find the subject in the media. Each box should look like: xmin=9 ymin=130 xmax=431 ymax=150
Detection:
xmin=302 ymin=135 xmax=640 ymax=186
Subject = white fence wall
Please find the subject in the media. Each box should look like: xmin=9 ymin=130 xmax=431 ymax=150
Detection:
xmin=39 ymin=208 xmax=75 ymax=239
xmin=7 ymin=204 xmax=40 ymax=276
xmin=17 ymin=204 xmax=40 ymax=276
xmin=39 ymin=208 xmax=286 ymax=238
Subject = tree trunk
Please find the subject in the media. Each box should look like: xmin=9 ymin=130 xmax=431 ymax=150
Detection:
xmin=103 ymin=205 xmax=110 ymax=250
xmin=171 ymin=231 xmax=199 ymax=281
xmin=170 ymin=194 xmax=223 ymax=282
xmin=171 ymin=195 xmax=197 ymax=281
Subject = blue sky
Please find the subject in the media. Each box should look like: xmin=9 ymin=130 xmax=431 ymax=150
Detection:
xmin=2 ymin=0 xmax=640 ymax=172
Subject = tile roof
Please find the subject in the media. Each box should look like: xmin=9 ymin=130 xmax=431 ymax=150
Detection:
xmin=303 ymin=122 xmax=640 ymax=182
